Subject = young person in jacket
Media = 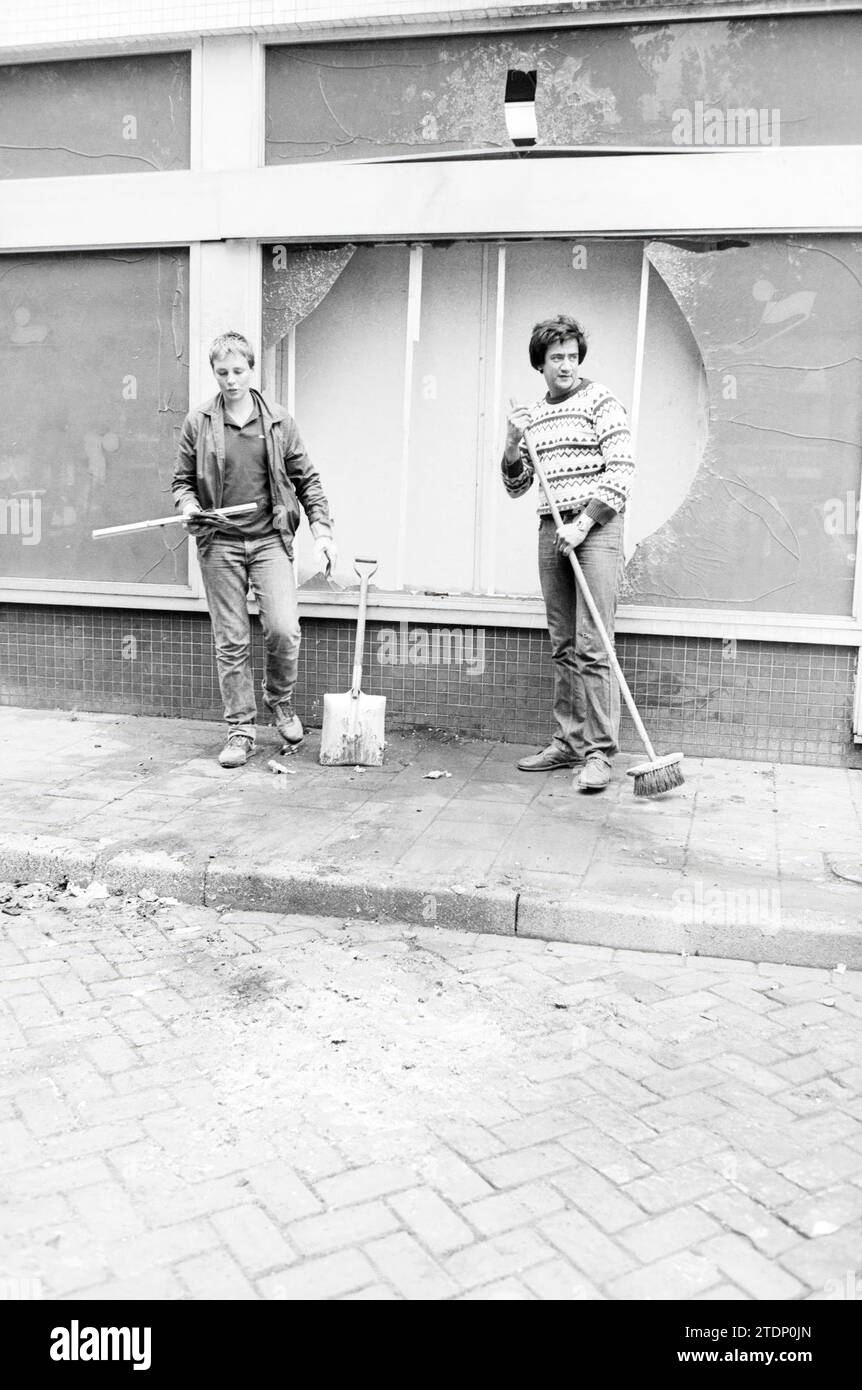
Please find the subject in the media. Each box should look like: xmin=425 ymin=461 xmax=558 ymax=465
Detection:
xmin=173 ymin=331 xmax=337 ymax=768
xmin=502 ymin=315 xmax=634 ymax=792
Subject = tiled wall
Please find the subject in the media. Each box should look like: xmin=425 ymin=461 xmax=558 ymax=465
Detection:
xmin=2 ymin=603 xmax=860 ymax=767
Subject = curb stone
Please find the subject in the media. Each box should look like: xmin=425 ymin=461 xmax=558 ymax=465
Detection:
xmin=517 ymin=892 xmax=862 ymax=970
xmin=1 ymin=832 xmax=860 ymax=969
xmin=0 ymin=833 xmax=97 ymax=889
xmin=97 ymin=846 xmax=208 ymax=904
xmin=205 ymin=862 xmax=517 ymax=935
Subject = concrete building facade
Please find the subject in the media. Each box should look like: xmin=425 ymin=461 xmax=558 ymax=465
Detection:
xmin=1 ymin=0 xmax=861 ymax=765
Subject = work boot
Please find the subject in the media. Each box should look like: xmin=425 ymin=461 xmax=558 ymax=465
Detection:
xmin=273 ymin=694 xmax=303 ymax=745
xmin=517 ymin=744 xmax=582 ymax=772
xmin=577 ymin=754 xmax=611 ymax=793
xmin=218 ymin=730 xmax=255 ymax=768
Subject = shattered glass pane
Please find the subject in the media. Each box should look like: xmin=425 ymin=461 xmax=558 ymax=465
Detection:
xmin=0 ymin=250 xmax=189 ymax=586
xmin=262 ymin=235 xmax=860 ymax=617
xmin=262 ymin=245 xmax=355 ymax=349
xmin=624 ymin=257 xmax=709 ymax=589
xmin=265 ymin=14 xmax=862 ymax=163
xmin=0 ymin=53 xmax=191 ymax=179
xmin=626 ymin=237 xmax=862 ymax=615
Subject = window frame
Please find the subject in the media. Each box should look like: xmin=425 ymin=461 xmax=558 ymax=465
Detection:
xmin=265 ymin=233 xmax=862 ymax=646
xmin=0 ymin=27 xmax=859 ymax=648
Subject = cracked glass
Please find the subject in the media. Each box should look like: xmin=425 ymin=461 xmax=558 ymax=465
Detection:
xmin=0 ymin=53 xmax=190 ymax=179
xmin=263 ymin=236 xmax=861 ymax=617
xmin=627 ymin=237 xmax=862 ymax=616
xmin=265 ymin=13 xmax=862 ymax=164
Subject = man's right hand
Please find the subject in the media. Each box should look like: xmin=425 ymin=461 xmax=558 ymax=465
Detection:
xmin=505 ymin=399 xmax=532 ymax=457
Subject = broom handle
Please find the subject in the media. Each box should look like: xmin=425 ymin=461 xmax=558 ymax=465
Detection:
xmin=522 ymin=430 xmax=658 ymax=764
xmin=351 ymin=557 xmax=378 ymax=697
xmin=92 ymin=503 xmax=256 ymax=538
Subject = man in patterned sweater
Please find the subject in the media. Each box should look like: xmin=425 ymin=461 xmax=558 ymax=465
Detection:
xmin=502 ymin=314 xmax=634 ymax=792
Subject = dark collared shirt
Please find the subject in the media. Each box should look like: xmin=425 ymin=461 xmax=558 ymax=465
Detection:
xmin=216 ymin=404 xmax=274 ymax=537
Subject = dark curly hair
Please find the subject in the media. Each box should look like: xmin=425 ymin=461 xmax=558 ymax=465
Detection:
xmin=528 ymin=315 xmax=588 ymax=371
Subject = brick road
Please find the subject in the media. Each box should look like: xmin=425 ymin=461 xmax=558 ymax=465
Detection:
xmin=1 ymin=882 xmax=861 ymax=1301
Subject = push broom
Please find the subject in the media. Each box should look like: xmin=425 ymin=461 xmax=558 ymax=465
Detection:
xmin=522 ymin=428 xmax=683 ymax=798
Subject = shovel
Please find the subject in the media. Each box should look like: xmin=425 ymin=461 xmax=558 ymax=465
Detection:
xmin=319 ymin=557 xmax=386 ymax=766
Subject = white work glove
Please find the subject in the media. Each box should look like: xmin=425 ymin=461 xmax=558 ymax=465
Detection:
xmin=313 ymin=533 xmax=338 ymax=576
xmin=556 ymin=516 xmax=595 ymax=555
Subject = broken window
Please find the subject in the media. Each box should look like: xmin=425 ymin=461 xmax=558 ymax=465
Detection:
xmin=629 ymin=237 xmax=862 ymax=616
xmin=0 ymin=249 xmax=189 ymax=587
xmin=262 ymin=235 xmax=861 ymax=619
xmin=262 ymin=238 xmax=646 ymax=598
xmin=0 ymin=53 xmax=191 ymax=179
xmin=265 ymin=14 xmax=862 ymax=165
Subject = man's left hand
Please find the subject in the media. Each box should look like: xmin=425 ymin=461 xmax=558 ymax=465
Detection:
xmin=313 ymin=534 xmax=338 ymax=576
xmin=556 ymin=519 xmax=593 ymax=555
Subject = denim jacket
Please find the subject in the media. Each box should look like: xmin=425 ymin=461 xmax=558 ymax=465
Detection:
xmin=172 ymin=389 xmax=331 ymax=553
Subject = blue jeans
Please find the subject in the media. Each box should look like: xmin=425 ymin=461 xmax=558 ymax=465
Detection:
xmin=197 ymin=534 xmax=301 ymax=733
xmin=537 ymin=513 xmax=623 ymax=763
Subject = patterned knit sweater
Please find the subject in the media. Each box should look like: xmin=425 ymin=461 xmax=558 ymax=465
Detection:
xmin=502 ymin=378 xmax=635 ymax=525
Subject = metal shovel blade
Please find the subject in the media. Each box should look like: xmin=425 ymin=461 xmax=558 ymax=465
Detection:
xmin=319 ymin=690 xmax=386 ymax=766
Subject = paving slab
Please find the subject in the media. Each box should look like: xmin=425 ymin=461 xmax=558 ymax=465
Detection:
xmin=1 ymin=706 xmax=861 ymax=967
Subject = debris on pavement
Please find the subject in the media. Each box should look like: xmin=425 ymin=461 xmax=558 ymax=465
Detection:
xmin=267 ymin=758 xmax=297 ymax=775
xmin=1 ymin=878 xmax=189 ymax=918
xmin=2 ymin=870 xmax=862 ymax=1303
xmin=67 ymin=880 xmax=109 ymax=903
xmin=424 ymin=769 xmax=452 ymax=779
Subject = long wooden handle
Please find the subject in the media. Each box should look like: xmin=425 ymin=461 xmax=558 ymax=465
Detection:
xmin=92 ymin=502 xmax=257 ymax=539
xmin=522 ymin=429 xmax=657 ymax=763
xmin=350 ymin=558 xmax=378 ymax=697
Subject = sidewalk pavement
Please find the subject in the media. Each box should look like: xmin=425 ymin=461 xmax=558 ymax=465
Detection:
xmin=3 ymin=886 xmax=862 ymax=1302
xmin=2 ymin=707 xmax=861 ymax=969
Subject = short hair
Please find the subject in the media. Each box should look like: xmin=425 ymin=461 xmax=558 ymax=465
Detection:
xmin=528 ymin=315 xmax=588 ymax=371
xmin=209 ymin=331 xmax=255 ymax=370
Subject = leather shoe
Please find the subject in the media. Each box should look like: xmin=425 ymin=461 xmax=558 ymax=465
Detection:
xmin=577 ymin=755 xmax=611 ymax=792
xmin=517 ymin=745 xmax=582 ymax=772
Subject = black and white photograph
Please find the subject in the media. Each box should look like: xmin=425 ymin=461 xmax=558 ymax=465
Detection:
xmin=0 ymin=0 xmax=860 ymax=1347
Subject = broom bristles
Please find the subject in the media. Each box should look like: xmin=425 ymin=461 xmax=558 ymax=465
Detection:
xmin=632 ymin=759 xmax=685 ymax=798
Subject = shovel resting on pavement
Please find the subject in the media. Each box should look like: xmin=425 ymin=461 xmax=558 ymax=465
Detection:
xmin=319 ymin=557 xmax=386 ymax=766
